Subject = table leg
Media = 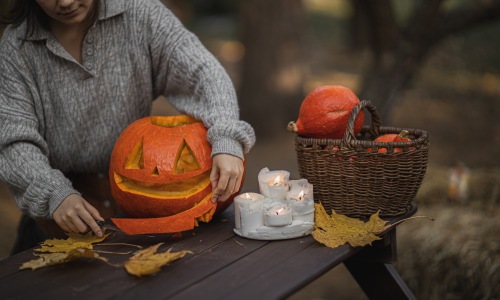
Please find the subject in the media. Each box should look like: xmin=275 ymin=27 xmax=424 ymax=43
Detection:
xmin=344 ymin=229 xmax=416 ymax=300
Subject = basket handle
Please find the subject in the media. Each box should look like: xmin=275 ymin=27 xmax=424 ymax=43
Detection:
xmin=341 ymin=100 xmax=382 ymax=147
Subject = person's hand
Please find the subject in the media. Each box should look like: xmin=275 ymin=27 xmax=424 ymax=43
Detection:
xmin=210 ymin=154 xmax=244 ymax=203
xmin=52 ymin=194 xmax=105 ymax=237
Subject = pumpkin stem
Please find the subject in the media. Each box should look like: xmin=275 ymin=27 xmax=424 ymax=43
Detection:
xmin=397 ymin=130 xmax=409 ymax=140
xmin=287 ymin=121 xmax=298 ymax=133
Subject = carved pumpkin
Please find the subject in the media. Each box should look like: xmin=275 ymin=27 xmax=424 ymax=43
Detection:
xmin=287 ymin=85 xmax=365 ymax=139
xmin=108 ymin=115 xmax=231 ymax=234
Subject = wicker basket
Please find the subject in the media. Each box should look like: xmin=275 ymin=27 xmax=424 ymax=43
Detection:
xmin=293 ymin=100 xmax=429 ymax=217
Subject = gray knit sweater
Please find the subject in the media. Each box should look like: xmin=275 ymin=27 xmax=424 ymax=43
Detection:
xmin=0 ymin=0 xmax=255 ymax=219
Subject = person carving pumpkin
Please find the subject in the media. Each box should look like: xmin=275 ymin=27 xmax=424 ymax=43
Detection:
xmin=0 ymin=0 xmax=255 ymax=253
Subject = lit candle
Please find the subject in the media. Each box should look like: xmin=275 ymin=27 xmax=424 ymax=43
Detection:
xmin=286 ymin=179 xmax=313 ymax=202
xmin=263 ymin=203 xmax=293 ymax=227
xmin=234 ymin=192 xmax=264 ymax=231
xmin=258 ymin=167 xmax=290 ymax=201
xmin=286 ymin=179 xmax=314 ymax=222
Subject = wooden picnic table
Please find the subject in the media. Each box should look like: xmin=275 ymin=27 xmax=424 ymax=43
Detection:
xmin=0 ymin=203 xmax=417 ymax=300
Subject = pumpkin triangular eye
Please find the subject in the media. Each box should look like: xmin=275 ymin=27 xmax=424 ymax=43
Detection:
xmin=152 ymin=166 xmax=160 ymax=176
xmin=125 ymin=138 xmax=144 ymax=169
xmin=174 ymin=139 xmax=200 ymax=174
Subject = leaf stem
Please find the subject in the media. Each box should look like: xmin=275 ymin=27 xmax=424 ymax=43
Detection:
xmin=381 ymin=215 xmax=435 ymax=233
xmin=96 ymin=243 xmax=143 ymax=249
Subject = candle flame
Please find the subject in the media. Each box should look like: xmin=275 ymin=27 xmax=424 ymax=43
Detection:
xmin=273 ymin=176 xmax=281 ymax=186
xmin=276 ymin=207 xmax=284 ymax=215
xmin=298 ymin=190 xmax=304 ymax=201
xmin=244 ymin=193 xmax=251 ymax=199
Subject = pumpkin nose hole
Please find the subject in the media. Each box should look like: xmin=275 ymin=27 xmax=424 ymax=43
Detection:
xmin=174 ymin=139 xmax=200 ymax=174
xmin=152 ymin=166 xmax=160 ymax=176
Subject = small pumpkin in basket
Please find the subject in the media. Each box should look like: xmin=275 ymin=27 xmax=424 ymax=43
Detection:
xmin=108 ymin=115 xmax=239 ymax=234
xmin=366 ymin=130 xmax=414 ymax=153
xmin=287 ymin=85 xmax=365 ymax=139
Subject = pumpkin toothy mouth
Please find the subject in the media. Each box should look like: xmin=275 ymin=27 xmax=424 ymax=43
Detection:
xmin=113 ymin=170 xmax=211 ymax=199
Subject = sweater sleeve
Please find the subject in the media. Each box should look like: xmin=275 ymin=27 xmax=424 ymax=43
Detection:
xmin=0 ymin=46 xmax=78 ymax=219
xmin=145 ymin=2 xmax=256 ymax=159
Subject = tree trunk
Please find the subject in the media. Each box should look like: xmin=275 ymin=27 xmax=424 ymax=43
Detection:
xmin=239 ymin=0 xmax=306 ymax=139
xmin=355 ymin=0 xmax=500 ymax=120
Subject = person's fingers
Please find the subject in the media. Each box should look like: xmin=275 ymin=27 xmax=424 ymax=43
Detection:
xmin=83 ymin=201 xmax=104 ymax=222
xmin=210 ymin=165 xmax=220 ymax=202
xmin=71 ymin=214 xmax=90 ymax=233
xmin=213 ymin=172 xmax=230 ymax=203
xmin=234 ymin=174 xmax=243 ymax=194
xmin=54 ymin=216 xmax=72 ymax=233
xmin=80 ymin=212 xmax=102 ymax=237
xmin=53 ymin=195 xmax=104 ymax=236
xmin=210 ymin=164 xmax=220 ymax=190
xmin=79 ymin=201 xmax=104 ymax=237
xmin=61 ymin=214 xmax=79 ymax=233
xmin=219 ymin=175 xmax=237 ymax=202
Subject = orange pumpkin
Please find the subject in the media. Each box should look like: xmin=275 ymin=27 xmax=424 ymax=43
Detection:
xmin=288 ymin=85 xmax=365 ymax=139
xmin=366 ymin=130 xmax=412 ymax=153
xmin=108 ymin=115 xmax=236 ymax=234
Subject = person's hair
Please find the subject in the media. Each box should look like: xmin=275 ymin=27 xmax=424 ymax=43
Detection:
xmin=0 ymin=0 xmax=101 ymax=40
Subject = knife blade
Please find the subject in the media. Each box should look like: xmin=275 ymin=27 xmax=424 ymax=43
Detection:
xmin=96 ymin=220 xmax=120 ymax=232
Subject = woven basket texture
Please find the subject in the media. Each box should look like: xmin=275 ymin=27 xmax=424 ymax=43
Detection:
xmin=293 ymin=100 xmax=429 ymax=217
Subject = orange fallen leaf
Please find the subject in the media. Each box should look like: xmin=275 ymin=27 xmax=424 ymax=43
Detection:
xmin=124 ymin=243 xmax=192 ymax=277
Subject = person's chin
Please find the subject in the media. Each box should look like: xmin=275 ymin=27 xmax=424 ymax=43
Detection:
xmin=57 ymin=8 xmax=89 ymax=25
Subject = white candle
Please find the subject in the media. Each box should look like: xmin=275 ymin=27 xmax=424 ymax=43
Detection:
xmin=234 ymin=192 xmax=264 ymax=230
xmin=286 ymin=179 xmax=314 ymax=222
xmin=258 ymin=167 xmax=290 ymax=201
xmin=241 ymin=208 xmax=264 ymax=236
xmin=286 ymin=179 xmax=313 ymax=202
xmin=264 ymin=203 xmax=292 ymax=227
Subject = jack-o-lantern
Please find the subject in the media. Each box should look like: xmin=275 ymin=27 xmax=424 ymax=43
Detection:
xmin=109 ymin=115 xmax=236 ymax=235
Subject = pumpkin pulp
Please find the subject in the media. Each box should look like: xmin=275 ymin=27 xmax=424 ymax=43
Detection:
xmin=113 ymin=171 xmax=211 ymax=199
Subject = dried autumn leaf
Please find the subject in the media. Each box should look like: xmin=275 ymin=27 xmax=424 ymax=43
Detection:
xmin=20 ymin=230 xmax=115 ymax=271
xmin=124 ymin=243 xmax=191 ymax=277
xmin=312 ymin=203 xmax=433 ymax=248
xmin=312 ymin=203 xmax=383 ymax=248
xmin=36 ymin=230 xmax=111 ymax=253
xmin=20 ymin=248 xmax=109 ymax=270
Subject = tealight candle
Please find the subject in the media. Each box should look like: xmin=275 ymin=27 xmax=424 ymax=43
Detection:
xmin=258 ymin=167 xmax=290 ymax=201
xmin=263 ymin=203 xmax=292 ymax=227
xmin=286 ymin=179 xmax=314 ymax=222
xmin=234 ymin=192 xmax=264 ymax=230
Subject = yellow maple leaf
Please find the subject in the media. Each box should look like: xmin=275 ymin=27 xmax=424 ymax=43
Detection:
xmin=312 ymin=203 xmax=432 ymax=248
xmin=36 ymin=230 xmax=111 ymax=253
xmin=124 ymin=243 xmax=192 ymax=277
xmin=312 ymin=203 xmax=383 ymax=248
xmin=20 ymin=248 xmax=109 ymax=270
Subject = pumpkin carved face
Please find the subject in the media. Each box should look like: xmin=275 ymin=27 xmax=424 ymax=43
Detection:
xmin=109 ymin=115 xmax=213 ymax=218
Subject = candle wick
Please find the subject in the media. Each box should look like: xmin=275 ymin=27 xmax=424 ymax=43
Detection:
xmin=276 ymin=211 xmax=279 ymax=215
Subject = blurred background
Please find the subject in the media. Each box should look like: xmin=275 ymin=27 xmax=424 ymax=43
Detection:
xmin=1 ymin=0 xmax=499 ymax=299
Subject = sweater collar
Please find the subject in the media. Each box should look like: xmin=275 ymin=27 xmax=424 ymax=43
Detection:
xmin=19 ymin=0 xmax=125 ymax=41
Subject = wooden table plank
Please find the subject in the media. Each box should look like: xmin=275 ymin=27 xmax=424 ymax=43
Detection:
xmin=111 ymin=218 xmax=271 ymax=299
xmin=0 ymin=204 xmax=418 ymax=300
xmin=0 ymin=212 xmax=239 ymax=299
xmin=221 ymin=242 xmax=359 ymax=300
xmin=169 ymin=235 xmax=317 ymax=299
